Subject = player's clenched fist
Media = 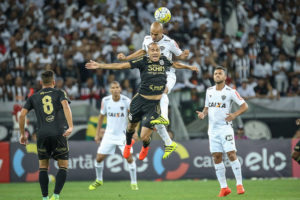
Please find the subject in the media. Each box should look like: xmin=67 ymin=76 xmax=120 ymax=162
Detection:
xmin=117 ymin=53 xmax=126 ymax=61
xmin=196 ymin=111 xmax=205 ymax=120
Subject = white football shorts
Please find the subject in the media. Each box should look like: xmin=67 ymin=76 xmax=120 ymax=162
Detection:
xmin=208 ymin=127 xmax=236 ymax=153
xmin=97 ymin=137 xmax=133 ymax=155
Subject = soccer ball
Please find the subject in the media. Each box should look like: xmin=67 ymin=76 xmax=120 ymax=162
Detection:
xmin=154 ymin=7 xmax=171 ymax=24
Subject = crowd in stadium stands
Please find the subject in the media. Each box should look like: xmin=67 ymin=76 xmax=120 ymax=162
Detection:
xmin=0 ymin=0 xmax=300 ymax=107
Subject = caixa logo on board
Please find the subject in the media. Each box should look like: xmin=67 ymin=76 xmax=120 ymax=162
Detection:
xmin=153 ymin=143 xmax=189 ymax=180
xmin=245 ymin=148 xmax=287 ymax=171
xmin=13 ymin=144 xmax=39 ymax=181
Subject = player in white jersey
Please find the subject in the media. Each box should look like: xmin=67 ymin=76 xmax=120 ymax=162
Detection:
xmin=197 ymin=66 xmax=248 ymax=197
xmin=88 ymin=81 xmax=138 ymax=191
xmin=117 ymin=21 xmax=189 ymax=157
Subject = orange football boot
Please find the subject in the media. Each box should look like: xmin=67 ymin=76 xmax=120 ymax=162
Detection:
xmin=123 ymin=139 xmax=135 ymax=159
xmin=138 ymin=146 xmax=150 ymax=160
xmin=237 ymin=184 xmax=245 ymax=195
xmin=218 ymin=187 xmax=231 ymax=197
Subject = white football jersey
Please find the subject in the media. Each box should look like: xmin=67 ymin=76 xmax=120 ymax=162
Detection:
xmin=142 ymin=34 xmax=182 ymax=74
xmin=205 ymin=85 xmax=245 ymax=134
xmin=100 ymin=94 xmax=130 ymax=144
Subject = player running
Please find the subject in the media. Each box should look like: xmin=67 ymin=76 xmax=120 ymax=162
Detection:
xmin=196 ymin=66 xmax=248 ymax=197
xmin=88 ymin=81 xmax=138 ymax=191
xmin=86 ymin=43 xmax=198 ymax=160
xmin=292 ymin=119 xmax=300 ymax=165
xmin=19 ymin=70 xmax=73 ymax=200
xmin=117 ymin=21 xmax=189 ymax=159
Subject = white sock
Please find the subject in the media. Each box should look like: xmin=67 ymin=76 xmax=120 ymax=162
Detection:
xmin=160 ymin=93 xmax=169 ymax=120
xmin=155 ymin=124 xmax=172 ymax=146
xmin=94 ymin=160 xmax=104 ymax=181
xmin=128 ymin=161 xmax=137 ymax=184
xmin=214 ymin=162 xmax=227 ymax=188
xmin=230 ymin=159 xmax=243 ymax=185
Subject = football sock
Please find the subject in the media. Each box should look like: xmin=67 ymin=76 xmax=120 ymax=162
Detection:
xmin=126 ymin=130 xmax=135 ymax=145
xmin=54 ymin=167 xmax=67 ymax=195
xmin=230 ymin=159 xmax=243 ymax=185
xmin=94 ymin=160 xmax=104 ymax=181
xmin=128 ymin=161 xmax=137 ymax=184
xmin=155 ymin=124 xmax=172 ymax=146
xmin=160 ymin=93 xmax=169 ymax=120
xmin=39 ymin=168 xmax=49 ymax=197
xmin=143 ymin=138 xmax=151 ymax=148
xmin=214 ymin=162 xmax=227 ymax=188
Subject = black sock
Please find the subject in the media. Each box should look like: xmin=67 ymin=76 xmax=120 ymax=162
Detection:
xmin=39 ymin=168 xmax=49 ymax=197
xmin=54 ymin=167 xmax=67 ymax=195
xmin=143 ymin=138 xmax=151 ymax=148
xmin=126 ymin=130 xmax=135 ymax=145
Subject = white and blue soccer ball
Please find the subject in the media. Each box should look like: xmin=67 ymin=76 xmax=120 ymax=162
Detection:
xmin=154 ymin=7 xmax=171 ymax=24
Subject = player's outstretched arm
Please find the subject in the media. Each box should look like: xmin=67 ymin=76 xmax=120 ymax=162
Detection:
xmin=85 ymin=60 xmax=131 ymax=70
xmin=173 ymin=62 xmax=199 ymax=72
xmin=61 ymin=100 xmax=73 ymax=137
xmin=19 ymin=108 xmax=29 ymax=145
xmin=196 ymin=107 xmax=208 ymax=120
xmin=225 ymin=102 xmax=248 ymax=122
xmin=117 ymin=49 xmax=146 ymax=61
xmin=178 ymin=49 xmax=190 ymax=60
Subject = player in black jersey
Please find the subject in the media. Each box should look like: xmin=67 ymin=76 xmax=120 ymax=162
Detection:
xmin=85 ymin=42 xmax=198 ymax=160
xmin=292 ymin=119 xmax=300 ymax=165
xmin=19 ymin=70 xmax=73 ymax=200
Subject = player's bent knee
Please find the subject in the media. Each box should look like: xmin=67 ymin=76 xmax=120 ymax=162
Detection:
xmin=127 ymin=122 xmax=137 ymax=132
xmin=96 ymin=154 xmax=106 ymax=163
xmin=57 ymin=159 xmax=69 ymax=169
xmin=126 ymin=156 xmax=133 ymax=163
xmin=212 ymin=153 xmax=223 ymax=163
xmin=227 ymin=151 xmax=237 ymax=161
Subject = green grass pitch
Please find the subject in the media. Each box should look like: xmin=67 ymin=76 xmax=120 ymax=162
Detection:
xmin=1 ymin=179 xmax=300 ymax=200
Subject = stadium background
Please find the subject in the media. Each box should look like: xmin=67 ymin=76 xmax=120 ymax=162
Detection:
xmin=0 ymin=0 xmax=300 ymax=192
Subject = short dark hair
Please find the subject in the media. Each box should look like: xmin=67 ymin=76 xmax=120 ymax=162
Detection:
xmin=214 ymin=66 xmax=227 ymax=74
xmin=110 ymin=81 xmax=120 ymax=87
xmin=41 ymin=70 xmax=55 ymax=85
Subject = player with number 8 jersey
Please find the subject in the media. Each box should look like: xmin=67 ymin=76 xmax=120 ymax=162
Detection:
xmin=19 ymin=70 xmax=73 ymax=200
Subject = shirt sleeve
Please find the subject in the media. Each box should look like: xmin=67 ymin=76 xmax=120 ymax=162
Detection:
xmin=142 ymin=37 xmax=148 ymax=51
xmin=59 ymin=89 xmax=71 ymax=104
xmin=231 ymin=90 xmax=245 ymax=106
xmin=163 ymin=56 xmax=173 ymax=68
xmin=100 ymin=98 xmax=106 ymax=115
xmin=23 ymin=97 xmax=33 ymax=111
xmin=204 ymin=90 xmax=209 ymax=107
xmin=129 ymin=57 xmax=144 ymax=70
xmin=126 ymin=97 xmax=131 ymax=109
xmin=170 ymin=39 xmax=183 ymax=57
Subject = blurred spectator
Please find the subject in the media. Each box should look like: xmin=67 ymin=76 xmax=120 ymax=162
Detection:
xmin=80 ymin=77 xmax=103 ymax=107
xmin=232 ymin=43 xmax=251 ymax=85
xmin=11 ymin=76 xmax=27 ymax=102
xmin=121 ymin=79 xmax=133 ymax=99
xmin=290 ymin=51 xmax=300 ymax=79
xmin=56 ymin=77 xmax=64 ymax=90
xmin=237 ymin=79 xmax=256 ymax=100
xmin=253 ymin=55 xmax=272 ymax=79
xmin=64 ymin=77 xmax=78 ymax=100
xmin=254 ymin=78 xmax=274 ymax=99
xmin=287 ymin=77 xmax=300 ymax=97
xmin=273 ymin=51 xmax=291 ymax=96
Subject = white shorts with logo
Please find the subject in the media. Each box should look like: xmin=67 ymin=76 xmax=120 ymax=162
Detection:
xmin=208 ymin=127 xmax=236 ymax=153
xmin=97 ymin=136 xmax=133 ymax=155
xmin=166 ymin=71 xmax=176 ymax=94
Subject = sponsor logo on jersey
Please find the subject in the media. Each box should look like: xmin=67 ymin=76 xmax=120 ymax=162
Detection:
xmin=159 ymin=59 xmax=164 ymax=65
xmin=148 ymin=64 xmax=165 ymax=72
xmin=221 ymin=95 xmax=226 ymax=100
xmin=40 ymin=91 xmax=52 ymax=95
xmin=120 ymin=106 xmax=124 ymax=110
xmin=149 ymin=84 xmax=164 ymax=91
xmin=160 ymin=46 xmax=165 ymax=51
xmin=46 ymin=115 xmax=55 ymax=122
xmin=209 ymin=102 xmax=226 ymax=108
xmin=108 ymin=112 xmax=125 ymax=117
